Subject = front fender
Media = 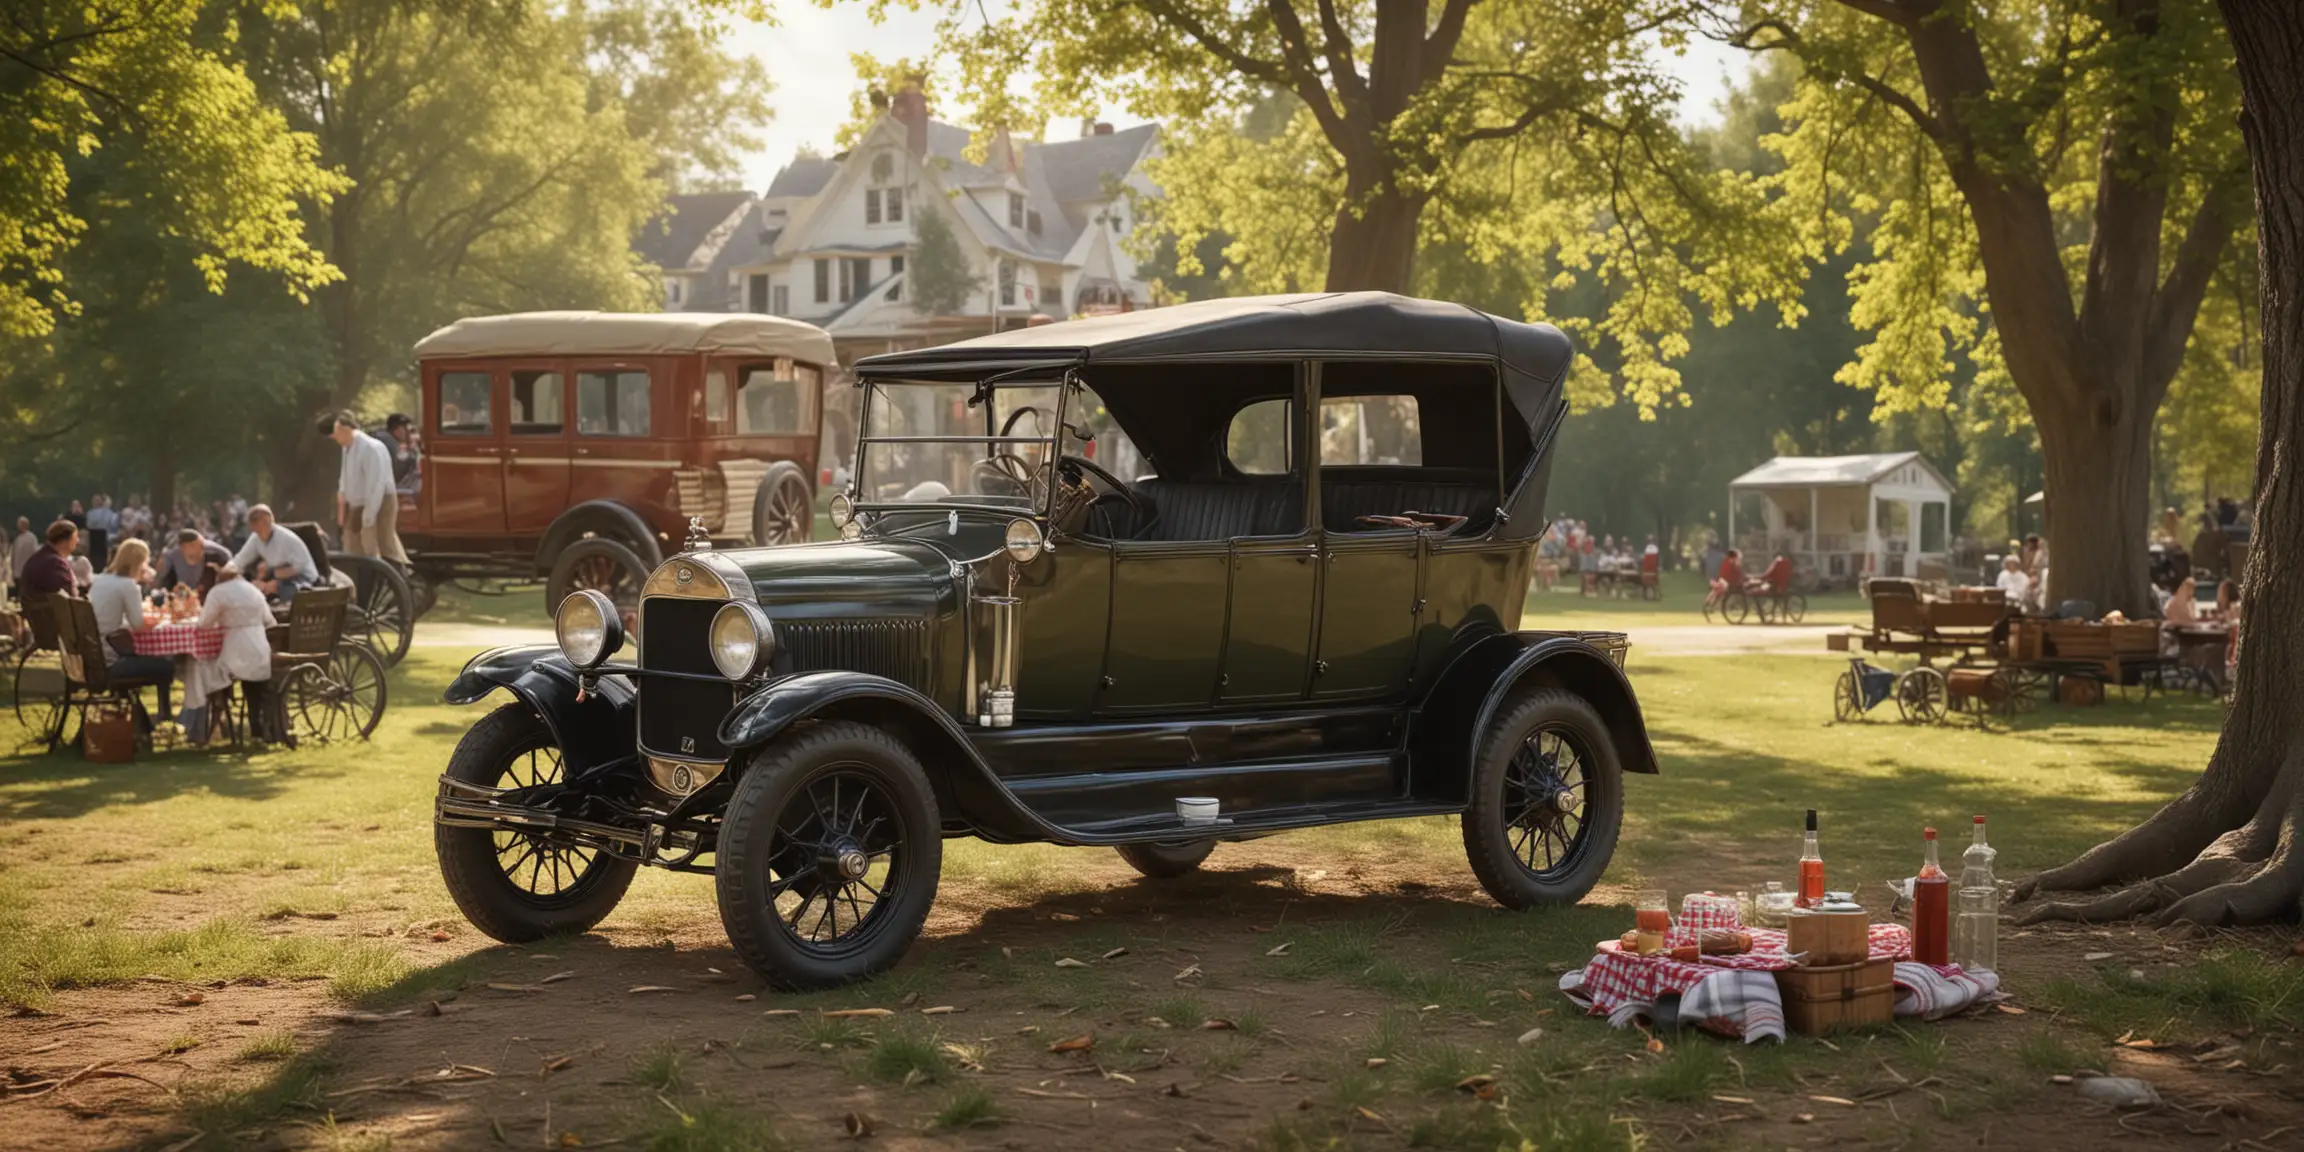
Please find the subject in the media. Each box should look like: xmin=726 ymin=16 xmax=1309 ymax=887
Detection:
xmin=719 ymin=671 xmax=1057 ymax=843
xmin=444 ymin=645 xmax=636 ymax=782
xmin=1407 ymin=631 xmax=1660 ymax=807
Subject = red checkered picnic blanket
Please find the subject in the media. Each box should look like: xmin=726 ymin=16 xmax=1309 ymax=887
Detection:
xmin=1575 ymin=924 xmax=1914 ymax=1010
xmin=132 ymin=622 xmax=224 ymax=661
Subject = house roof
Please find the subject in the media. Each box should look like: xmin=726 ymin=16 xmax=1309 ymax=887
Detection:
xmin=635 ymin=191 xmax=754 ymax=271
xmin=415 ymin=311 xmax=835 ymax=366
xmin=765 ymin=156 xmax=837 ymax=199
xmin=1728 ymin=452 xmax=1952 ymax=491
xmin=1037 ymin=124 xmax=1157 ymax=203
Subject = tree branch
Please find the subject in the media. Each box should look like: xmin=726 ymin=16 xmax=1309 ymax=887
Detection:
xmin=1721 ymin=18 xmax=1944 ymax=141
xmin=1423 ymin=0 xmax=1481 ymax=77
xmin=1830 ymin=0 xmax=1918 ymax=27
xmin=1310 ymin=0 xmax=1367 ymax=107
xmin=2142 ymin=166 xmax=2249 ymax=394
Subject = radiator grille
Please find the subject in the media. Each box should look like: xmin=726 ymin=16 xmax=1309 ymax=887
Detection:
xmin=639 ymin=597 xmax=732 ymax=762
xmin=780 ymin=619 xmax=929 ymax=689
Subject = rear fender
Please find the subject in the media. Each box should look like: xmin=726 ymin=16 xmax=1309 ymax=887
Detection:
xmin=444 ymin=645 xmax=637 ymax=783
xmin=720 ymin=671 xmax=1049 ymax=842
xmin=1407 ymin=632 xmax=1660 ymax=807
xmin=535 ymin=501 xmax=667 ymax=576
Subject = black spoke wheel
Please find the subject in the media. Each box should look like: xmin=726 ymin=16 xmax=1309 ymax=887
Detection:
xmin=1723 ymin=591 xmax=1751 ymax=625
xmin=331 ymin=553 xmax=415 ymax=669
xmin=282 ymin=645 xmax=388 ymax=744
xmin=546 ymin=537 xmax=649 ymax=636
xmin=1781 ymin=593 xmax=1808 ymax=624
xmin=1463 ymin=688 xmax=1623 ymax=909
xmin=1895 ymin=667 xmax=1949 ymax=724
xmin=717 ymin=721 xmax=941 ymax=989
xmin=1833 ymin=668 xmax=1862 ymax=723
xmin=436 ymin=704 xmax=637 ymax=942
xmin=11 ymin=650 xmax=66 ymax=743
xmin=751 ymin=463 xmax=816 ymax=547
xmin=1115 ymin=839 xmax=1216 ymax=878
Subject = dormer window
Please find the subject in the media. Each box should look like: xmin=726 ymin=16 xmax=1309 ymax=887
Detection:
xmin=865 ymin=189 xmax=882 ymax=225
xmin=866 ymin=183 xmax=902 ymax=226
xmin=871 ymin=152 xmax=894 ymax=183
xmin=1008 ymin=192 xmax=1024 ymax=228
xmin=1027 ymin=209 xmax=1042 ymax=236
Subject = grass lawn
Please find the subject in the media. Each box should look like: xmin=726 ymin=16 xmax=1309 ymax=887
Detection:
xmin=3 ymin=635 xmax=2296 ymax=1150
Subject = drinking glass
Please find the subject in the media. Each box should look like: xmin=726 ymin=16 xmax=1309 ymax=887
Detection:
xmin=1633 ymin=888 xmax=1670 ymax=955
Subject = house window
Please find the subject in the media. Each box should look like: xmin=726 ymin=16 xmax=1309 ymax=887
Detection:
xmin=997 ymin=258 xmax=1016 ymax=306
xmin=666 ymin=278 xmax=684 ymax=305
xmin=1008 ymin=192 xmax=1024 ymax=228
xmin=746 ymin=274 xmax=768 ymax=313
xmin=865 ymin=189 xmax=882 ymax=225
xmin=1026 ymin=209 xmax=1042 ymax=235
xmin=1040 ymin=279 xmax=1061 ymax=310
xmin=1108 ymin=205 xmax=1125 ymax=233
xmin=886 ymin=186 xmax=903 ymax=222
xmin=891 ymin=254 xmax=905 ymax=276
xmin=813 ymin=259 xmax=829 ymax=304
xmin=772 ymin=285 xmax=789 ymax=314
xmin=871 ymin=152 xmax=894 ymax=183
xmin=838 ymin=256 xmax=871 ymax=302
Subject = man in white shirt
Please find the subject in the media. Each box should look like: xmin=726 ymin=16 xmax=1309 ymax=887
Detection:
xmin=8 ymin=516 xmax=37 ymax=586
xmin=1994 ymin=556 xmax=2031 ymax=608
xmin=332 ymin=411 xmax=408 ymax=565
xmin=85 ymin=494 xmax=120 ymax=566
xmin=233 ymin=504 xmax=317 ymax=602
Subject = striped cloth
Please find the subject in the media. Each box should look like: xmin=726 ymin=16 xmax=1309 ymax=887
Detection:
xmin=131 ymin=623 xmax=224 ymax=661
xmin=1562 ymin=923 xmax=1924 ymax=1043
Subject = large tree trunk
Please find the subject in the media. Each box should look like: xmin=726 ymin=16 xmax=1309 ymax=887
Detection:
xmin=2034 ymin=387 xmax=2158 ymax=615
xmin=2017 ymin=0 xmax=2304 ymax=927
xmin=1323 ymin=181 xmax=1424 ymax=293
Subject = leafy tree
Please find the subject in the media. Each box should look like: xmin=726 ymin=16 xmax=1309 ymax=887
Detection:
xmin=908 ymin=198 xmax=981 ymax=316
xmin=1715 ymin=0 xmax=2256 ymax=615
xmin=868 ymin=0 xmax=1809 ymax=409
xmin=0 ymin=0 xmax=340 ymax=340
xmin=2018 ymin=0 xmax=2304 ymax=929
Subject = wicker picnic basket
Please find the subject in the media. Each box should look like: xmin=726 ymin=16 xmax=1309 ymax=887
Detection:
xmin=1774 ymin=958 xmax=1896 ymax=1035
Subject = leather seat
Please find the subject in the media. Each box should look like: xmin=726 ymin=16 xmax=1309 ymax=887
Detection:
xmin=1133 ymin=478 xmax=1303 ymax=541
xmin=1322 ymin=480 xmax=1492 ymax=533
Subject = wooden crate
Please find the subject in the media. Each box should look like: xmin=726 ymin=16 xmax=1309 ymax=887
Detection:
xmin=1774 ymin=958 xmax=1896 ymax=1035
xmin=1826 ymin=631 xmax=1851 ymax=652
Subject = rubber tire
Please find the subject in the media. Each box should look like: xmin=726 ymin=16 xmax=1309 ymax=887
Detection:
xmin=544 ymin=536 xmax=651 ymax=627
xmin=435 ymin=703 xmax=638 ymax=942
xmin=751 ymin=461 xmax=815 ymax=547
xmin=1115 ymin=840 xmax=1216 ymax=878
xmin=715 ymin=720 xmax=942 ymax=990
xmin=1462 ymin=688 xmax=1625 ymax=910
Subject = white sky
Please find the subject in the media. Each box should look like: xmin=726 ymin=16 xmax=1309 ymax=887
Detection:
xmin=725 ymin=8 xmax=1750 ymax=192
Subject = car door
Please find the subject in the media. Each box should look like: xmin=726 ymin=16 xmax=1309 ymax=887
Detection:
xmin=1219 ymin=395 xmax=1316 ymax=704
xmin=1311 ymin=383 xmax=1422 ymax=702
xmin=503 ymin=364 xmax=572 ymax=522
xmin=570 ymin=361 xmax=671 ymax=510
xmin=1098 ymin=542 xmax=1230 ymax=714
xmin=426 ymin=365 xmax=506 ymax=533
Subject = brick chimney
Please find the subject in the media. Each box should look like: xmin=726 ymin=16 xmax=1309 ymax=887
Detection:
xmin=890 ymin=77 xmax=929 ymax=158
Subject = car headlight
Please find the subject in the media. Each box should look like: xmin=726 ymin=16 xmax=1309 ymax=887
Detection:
xmin=828 ymin=491 xmax=855 ymax=528
xmin=1004 ymin=518 xmax=1045 ymax=565
xmin=555 ymin=589 xmax=624 ymax=669
xmin=708 ymin=600 xmax=776 ymax=680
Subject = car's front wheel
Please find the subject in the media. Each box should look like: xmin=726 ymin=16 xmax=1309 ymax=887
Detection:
xmin=436 ymin=704 xmax=638 ymax=941
xmin=1461 ymin=688 xmax=1623 ymax=909
xmin=1115 ymin=840 xmax=1215 ymax=878
xmin=715 ymin=721 xmax=941 ymax=989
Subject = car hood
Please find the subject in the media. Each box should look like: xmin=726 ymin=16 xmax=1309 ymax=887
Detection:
xmin=724 ymin=537 xmax=963 ymax=620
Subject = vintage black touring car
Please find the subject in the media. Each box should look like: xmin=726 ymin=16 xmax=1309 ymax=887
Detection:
xmin=434 ymin=292 xmax=1659 ymax=988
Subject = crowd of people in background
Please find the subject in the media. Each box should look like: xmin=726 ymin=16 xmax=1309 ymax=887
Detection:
xmin=1532 ymin=517 xmax=1662 ymax=593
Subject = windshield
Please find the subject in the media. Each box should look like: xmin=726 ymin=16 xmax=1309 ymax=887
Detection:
xmin=857 ymin=380 xmax=1067 ymax=511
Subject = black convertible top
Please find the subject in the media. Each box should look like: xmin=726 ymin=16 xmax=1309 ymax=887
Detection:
xmin=853 ymin=292 xmax=1574 ymax=429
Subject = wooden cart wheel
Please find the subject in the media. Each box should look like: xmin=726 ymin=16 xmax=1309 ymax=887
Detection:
xmin=1755 ymin=595 xmax=1777 ymax=625
xmin=10 ymin=649 xmax=66 ymax=742
xmin=1782 ymin=593 xmax=1808 ymax=625
xmin=1991 ymin=667 xmax=2035 ymax=717
xmin=1895 ymin=667 xmax=1949 ymax=724
xmin=1723 ymin=591 xmax=1751 ymax=625
xmin=282 ymin=645 xmax=389 ymax=744
xmin=751 ymin=462 xmax=815 ymax=548
xmin=1833 ymin=669 xmax=1862 ymax=723
xmin=332 ymin=553 xmax=415 ymax=669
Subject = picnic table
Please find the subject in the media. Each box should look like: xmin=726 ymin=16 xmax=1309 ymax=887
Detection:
xmin=130 ymin=620 xmax=224 ymax=661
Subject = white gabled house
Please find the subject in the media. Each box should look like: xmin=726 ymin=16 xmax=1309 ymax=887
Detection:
xmin=638 ymin=88 xmax=1160 ymax=374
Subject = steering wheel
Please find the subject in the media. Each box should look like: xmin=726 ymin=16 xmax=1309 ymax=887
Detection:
xmin=1059 ymin=453 xmax=1147 ymax=535
xmin=971 ymin=406 xmax=1055 ymax=502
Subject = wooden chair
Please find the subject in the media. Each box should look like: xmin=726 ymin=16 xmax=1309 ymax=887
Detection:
xmin=49 ymin=597 xmax=167 ymax=753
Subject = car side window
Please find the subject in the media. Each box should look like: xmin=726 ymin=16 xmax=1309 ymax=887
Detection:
xmin=438 ymin=371 xmax=494 ymax=436
xmin=736 ymin=360 xmax=818 ymax=435
xmin=578 ymin=369 xmax=652 ymax=437
xmin=1225 ymin=398 xmax=1293 ymax=475
xmin=510 ymin=370 xmax=564 ymax=435
xmin=1320 ymin=395 xmax=1421 ymax=465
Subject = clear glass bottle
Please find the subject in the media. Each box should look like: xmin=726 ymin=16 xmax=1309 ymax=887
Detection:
xmin=1952 ymin=815 xmax=1999 ymax=972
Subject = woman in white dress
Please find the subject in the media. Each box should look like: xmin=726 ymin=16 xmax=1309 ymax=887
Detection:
xmin=181 ymin=563 xmax=276 ymax=744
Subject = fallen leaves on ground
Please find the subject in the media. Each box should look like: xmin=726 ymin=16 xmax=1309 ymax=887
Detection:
xmin=1048 ymin=1033 xmax=1094 ymax=1054
xmin=626 ymin=985 xmax=678 ymax=995
xmin=822 ymin=1008 xmax=892 ymax=1019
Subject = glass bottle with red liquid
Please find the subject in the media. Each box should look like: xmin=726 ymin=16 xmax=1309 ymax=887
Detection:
xmin=1912 ymin=827 xmax=1951 ymax=964
xmin=1797 ymin=810 xmax=1825 ymax=908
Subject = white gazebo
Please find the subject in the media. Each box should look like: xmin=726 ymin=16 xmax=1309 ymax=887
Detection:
xmin=1728 ymin=452 xmax=1956 ymax=583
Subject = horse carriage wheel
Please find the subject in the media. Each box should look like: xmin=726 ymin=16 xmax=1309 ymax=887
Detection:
xmin=1833 ymin=668 xmax=1862 ymax=723
xmin=1894 ymin=666 xmax=1949 ymax=724
xmin=1755 ymin=595 xmax=1777 ymax=625
xmin=281 ymin=644 xmax=390 ymax=744
xmin=1781 ymin=593 xmax=1808 ymax=625
xmin=1722 ymin=591 xmax=1751 ymax=625
xmin=331 ymin=553 xmax=416 ymax=669
xmin=10 ymin=650 xmax=66 ymax=743
xmin=1992 ymin=666 xmax=2039 ymax=717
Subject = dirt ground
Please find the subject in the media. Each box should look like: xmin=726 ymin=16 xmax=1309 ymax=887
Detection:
xmin=5 ymin=841 xmax=2300 ymax=1152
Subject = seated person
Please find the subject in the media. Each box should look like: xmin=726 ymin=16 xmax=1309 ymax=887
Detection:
xmin=1640 ymin=537 xmax=1661 ymax=575
xmin=19 ymin=520 xmax=82 ymax=599
xmin=180 ymin=563 xmax=277 ymax=745
xmin=1712 ymin=548 xmax=1746 ymax=595
xmin=2163 ymin=576 xmax=2200 ymax=626
xmin=159 ymin=528 xmax=231 ymax=594
xmin=1993 ymin=555 xmax=2031 ymax=607
xmin=88 ymin=539 xmax=175 ymax=716
xmin=231 ymin=504 xmax=316 ymax=602
xmin=1754 ymin=553 xmax=1794 ymax=594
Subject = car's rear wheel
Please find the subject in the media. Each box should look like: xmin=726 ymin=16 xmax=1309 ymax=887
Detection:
xmin=1115 ymin=840 xmax=1215 ymax=878
xmin=436 ymin=704 xmax=637 ymax=942
xmin=1462 ymin=688 xmax=1623 ymax=910
xmin=716 ymin=721 xmax=941 ymax=989
xmin=752 ymin=462 xmax=814 ymax=547
xmin=546 ymin=536 xmax=649 ymax=635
